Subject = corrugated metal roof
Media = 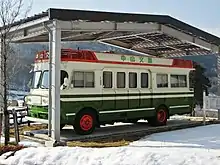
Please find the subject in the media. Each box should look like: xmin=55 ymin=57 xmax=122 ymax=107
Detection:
xmin=1 ymin=8 xmax=220 ymax=45
xmin=48 ymin=8 xmax=220 ymax=45
xmin=0 ymin=8 xmax=219 ymax=57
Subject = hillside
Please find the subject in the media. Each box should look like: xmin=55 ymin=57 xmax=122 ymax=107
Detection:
xmin=10 ymin=42 xmax=218 ymax=94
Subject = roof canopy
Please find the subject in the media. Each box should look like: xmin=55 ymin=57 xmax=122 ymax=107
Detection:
xmin=2 ymin=8 xmax=220 ymax=57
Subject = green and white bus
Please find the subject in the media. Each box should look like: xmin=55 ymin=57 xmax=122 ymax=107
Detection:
xmin=25 ymin=49 xmax=195 ymax=135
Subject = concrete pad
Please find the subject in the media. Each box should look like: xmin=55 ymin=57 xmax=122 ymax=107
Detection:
xmin=23 ymin=118 xmax=217 ymax=142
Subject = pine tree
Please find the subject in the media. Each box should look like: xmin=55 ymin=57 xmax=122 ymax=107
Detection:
xmin=192 ymin=62 xmax=211 ymax=108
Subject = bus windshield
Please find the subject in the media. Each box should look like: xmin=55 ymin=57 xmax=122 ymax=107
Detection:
xmin=31 ymin=71 xmax=41 ymax=89
xmin=41 ymin=71 xmax=49 ymax=89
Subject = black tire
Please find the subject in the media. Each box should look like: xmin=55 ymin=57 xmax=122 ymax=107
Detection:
xmin=73 ymin=109 xmax=96 ymax=135
xmin=148 ymin=106 xmax=168 ymax=126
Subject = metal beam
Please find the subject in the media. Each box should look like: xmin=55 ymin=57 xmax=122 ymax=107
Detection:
xmin=98 ymin=32 xmax=158 ymax=42
xmin=99 ymin=32 xmax=190 ymax=55
xmin=136 ymin=35 xmax=184 ymax=52
xmin=61 ymin=31 xmax=107 ymax=40
xmin=59 ymin=20 xmax=160 ymax=32
xmin=184 ymin=40 xmax=215 ymax=52
xmin=100 ymin=40 xmax=154 ymax=56
xmin=11 ymin=31 xmax=48 ymax=43
xmin=43 ymin=22 xmax=52 ymax=137
xmin=0 ymin=16 xmax=49 ymax=36
xmin=10 ymin=22 xmax=53 ymax=42
xmin=0 ymin=39 xmax=3 ymax=111
xmin=51 ymin=20 xmax=61 ymax=141
xmin=160 ymin=25 xmax=219 ymax=53
xmin=163 ymin=49 xmax=211 ymax=57
xmin=96 ymin=31 xmax=117 ymax=40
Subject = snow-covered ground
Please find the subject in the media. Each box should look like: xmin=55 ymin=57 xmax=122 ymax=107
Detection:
xmin=2 ymin=90 xmax=220 ymax=164
xmin=0 ymin=137 xmax=43 ymax=147
xmin=1 ymin=124 xmax=220 ymax=165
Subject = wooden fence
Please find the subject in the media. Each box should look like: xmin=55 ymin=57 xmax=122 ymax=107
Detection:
xmin=0 ymin=106 xmax=30 ymax=144
xmin=8 ymin=106 xmax=30 ymax=127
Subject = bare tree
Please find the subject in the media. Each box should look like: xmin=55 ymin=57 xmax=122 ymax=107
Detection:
xmin=0 ymin=0 xmax=32 ymax=145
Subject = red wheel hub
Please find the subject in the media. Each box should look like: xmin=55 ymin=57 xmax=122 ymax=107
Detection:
xmin=80 ymin=115 xmax=93 ymax=131
xmin=157 ymin=110 xmax=166 ymax=122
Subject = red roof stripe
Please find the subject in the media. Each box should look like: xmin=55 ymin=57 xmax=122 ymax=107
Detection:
xmin=35 ymin=49 xmax=194 ymax=69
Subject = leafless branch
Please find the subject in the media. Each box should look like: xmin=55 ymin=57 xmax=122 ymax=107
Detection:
xmin=0 ymin=0 xmax=32 ymax=146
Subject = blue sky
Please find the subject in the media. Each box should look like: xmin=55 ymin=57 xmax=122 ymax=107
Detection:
xmin=26 ymin=0 xmax=220 ymax=36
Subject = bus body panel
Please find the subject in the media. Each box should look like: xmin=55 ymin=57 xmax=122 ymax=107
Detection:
xmin=25 ymin=49 xmax=194 ymax=128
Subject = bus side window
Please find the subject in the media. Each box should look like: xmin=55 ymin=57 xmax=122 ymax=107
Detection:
xmin=103 ymin=71 xmax=112 ymax=88
xmin=141 ymin=73 xmax=148 ymax=88
xmin=117 ymin=72 xmax=126 ymax=88
xmin=170 ymin=75 xmax=187 ymax=88
xmin=129 ymin=72 xmax=137 ymax=88
xmin=72 ymin=71 xmax=95 ymax=88
xmin=156 ymin=74 xmax=168 ymax=88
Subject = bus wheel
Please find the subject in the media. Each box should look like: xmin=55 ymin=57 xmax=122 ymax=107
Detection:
xmin=74 ymin=110 xmax=96 ymax=135
xmin=148 ymin=106 xmax=168 ymax=126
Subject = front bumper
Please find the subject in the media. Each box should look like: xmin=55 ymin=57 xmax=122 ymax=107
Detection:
xmin=25 ymin=116 xmax=48 ymax=124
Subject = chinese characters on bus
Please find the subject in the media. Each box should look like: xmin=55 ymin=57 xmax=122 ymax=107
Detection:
xmin=121 ymin=55 xmax=152 ymax=63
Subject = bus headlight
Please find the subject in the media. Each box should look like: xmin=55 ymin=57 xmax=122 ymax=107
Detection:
xmin=24 ymin=96 xmax=31 ymax=104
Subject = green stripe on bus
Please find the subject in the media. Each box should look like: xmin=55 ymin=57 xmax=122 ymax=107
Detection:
xmin=60 ymin=92 xmax=193 ymax=98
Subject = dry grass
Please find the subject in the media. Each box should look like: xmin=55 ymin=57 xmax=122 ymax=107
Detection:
xmin=67 ymin=139 xmax=130 ymax=148
xmin=9 ymin=124 xmax=47 ymax=136
xmin=0 ymin=144 xmax=25 ymax=156
xmin=8 ymin=125 xmax=130 ymax=148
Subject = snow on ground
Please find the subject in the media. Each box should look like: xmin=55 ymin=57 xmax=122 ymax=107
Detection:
xmin=3 ymin=145 xmax=220 ymax=165
xmin=131 ymin=124 xmax=220 ymax=149
xmin=0 ymin=136 xmax=43 ymax=147
xmin=18 ymin=140 xmax=44 ymax=147
xmin=0 ymin=137 xmax=15 ymax=144
xmin=104 ymin=114 xmax=193 ymax=127
xmin=2 ymin=124 xmax=220 ymax=165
